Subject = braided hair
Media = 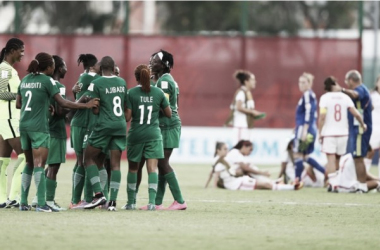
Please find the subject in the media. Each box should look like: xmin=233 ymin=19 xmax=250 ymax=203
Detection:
xmin=151 ymin=49 xmax=174 ymax=73
xmin=27 ymin=52 xmax=54 ymax=75
xmin=0 ymin=38 xmax=24 ymax=62
xmin=77 ymin=54 xmax=98 ymax=71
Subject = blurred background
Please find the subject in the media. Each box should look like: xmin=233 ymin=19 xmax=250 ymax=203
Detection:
xmin=0 ymin=1 xmax=378 ymax=163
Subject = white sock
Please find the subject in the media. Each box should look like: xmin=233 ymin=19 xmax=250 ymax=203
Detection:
xmin=359 ymin=182 xmax=368 ymax=192
xmin=273 ymin=184 xmax=294 ymax=191
xmin=364 ymin=158 xmax=372 ymax=172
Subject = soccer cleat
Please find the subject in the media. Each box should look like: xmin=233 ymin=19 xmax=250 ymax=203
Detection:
xmin=166 ymin=201 xmax=187 ymax=211
xmin=5 ymin=200 xmax=20 ymax=208
xmin=36 ymin=204 xmax=53 ymax=213
xmin=122 ymin=203 xmax=136 ymax=210
xmin=147 ymin=204 xmax=156 ymax=211
xmin=47 ymin=201 xmax=66 ymax=211
xmin=139 ymin=204 xmax=165 ymax=210
xmin=0 ymin=202 xmax=6 ymax=208
xmin=84 ymin=195 xmax=106 ymax=209
xmin=107 ymin=201 xmax=116 ymax=211
xmin=19 ymin=204 xmax=31 ymax=211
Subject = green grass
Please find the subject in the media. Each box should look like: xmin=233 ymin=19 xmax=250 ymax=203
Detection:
xmin=1 ymin=161 xmax=380 ymax=250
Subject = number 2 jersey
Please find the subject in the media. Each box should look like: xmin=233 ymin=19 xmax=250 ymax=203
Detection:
xmin=319 ymin=92 xmax=354 ymax=137
xmin=18 ymin=73 xmax=59 ymax=133
xmin=126 ymin=85 xmax=169 ymax=145
xmin=88 ymin=76 xmax=127 ymax=136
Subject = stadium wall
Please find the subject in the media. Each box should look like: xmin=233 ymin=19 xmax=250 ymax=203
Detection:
xmin=0 ymin=34 xmax=360 ymax=128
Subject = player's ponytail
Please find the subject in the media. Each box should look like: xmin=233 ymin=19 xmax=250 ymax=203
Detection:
xmin=233 ymin=70 xmax=251 ymax=86
xmin=0 ymin=48 xmax=6 ymax=63
xmin=135 ymin=64 xmax=151 ymax=93
xmin=323 ymin=76 xmax=337 ymax=92
xmin=0 ymin=37 xmax=24 ymax=63
xmin=27 ymin=52 xmax=54 ymax=75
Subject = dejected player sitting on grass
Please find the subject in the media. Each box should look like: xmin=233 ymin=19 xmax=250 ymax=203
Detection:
xmin=208 ymin=141 xmax=302 ymax=191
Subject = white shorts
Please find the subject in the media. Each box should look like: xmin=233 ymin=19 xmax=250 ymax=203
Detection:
xmin=232 ymin=127 xmax=251 ymax=145
xmin=329 ymin=154 xmax=358 ymax=193
xmin=238 ymin=176 xmax=257 ymax=191
xmin=321 ymin=136 xmax=348 ymax=155
xmin=369 ymin=130 xmax=380 ymax=150
xmin=0 ymin=119 xmax=20 ymax=140
xmin=222 ymin=175 xmax=256 ymax=191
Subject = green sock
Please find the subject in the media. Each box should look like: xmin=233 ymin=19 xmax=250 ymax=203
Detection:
xmin=0 ymin=157 xmax=11 ymax=203
xmin=34 ymin=168 xmax=46 ymax=206
xmin=72 ymin=165 xmax=85 ymax=204
xmin=110 ymin=170 xmax=121 ymax=201
xmin=84 ymin=174 xmax=93 ymax=203
xmin=165 ymin=172 xmax=184 ymax=204
xmin=46 ymin=177 xmax=57 ymax=202
xmin=99 ymin=167 xmax=109 ymax=200
xmin=71 ymin=164 xmax=78 ymax=201
xmin=9 ymin=154 xmax=25 ymax=201
xmin=134 ymin=187 xmax=139 ymax=205
xmin=85 ymin=165 xmax=102 ymax=193
xmin=148 ymin=172 xmax=158 ymax=205
xmin=127 ymin=172 xmax=137 ymax=205
xmin=155 ymin=174 xmax=167 ymax=205
xmin=21 ymin=165 xmax=33 ymax=205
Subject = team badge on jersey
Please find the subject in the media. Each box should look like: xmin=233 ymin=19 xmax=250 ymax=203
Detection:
xmin=161 ymin=81 xmax=168 ymax=89
xmin=1 ymin=70 xmax=8 ymax=79
xmin=88 ymin=83 xmax=94 ymax=91
xmin=60 ymin=87 xmax=66 ymax=96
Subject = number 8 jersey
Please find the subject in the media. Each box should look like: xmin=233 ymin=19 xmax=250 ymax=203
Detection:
xmin=18 ymin=73 xmax=60 ymax=133
xmin=88 ymin=76 xmax=128 ymax=136
xmin=319 ymin=92 xmax=355 ymax=137
xmin=126 ymin=85 xmax=169 ymax=145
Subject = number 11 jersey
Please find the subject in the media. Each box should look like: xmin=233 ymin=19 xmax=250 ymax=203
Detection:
xmin=126 ymin=85 xmax=169 ymax=145
xmin=319 ymin=92 xmax=355 ymax=137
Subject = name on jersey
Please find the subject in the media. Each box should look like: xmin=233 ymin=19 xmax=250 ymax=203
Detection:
xmin=141 ymin=96 xmax=153 ymax=103
xmin=20 ymin=82 xmax=42 ymax=89
xmin=105 ymin=86 xmax=125 ymax=94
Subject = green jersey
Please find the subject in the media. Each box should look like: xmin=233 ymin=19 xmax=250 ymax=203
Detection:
xmin=127 ymin=85 xmax=169 ymax=145
xmin=88 ymin=76 xmax=127 ymax=136
xmin=18 ymin=73 xmax=59 ymax=133
xmin=71 ymin=72 xmax=100 ymax=128
xmin=49 ymin=81 xmax=67 ymax=139
xmin=155 ymin=73 xmax=181 ymax=129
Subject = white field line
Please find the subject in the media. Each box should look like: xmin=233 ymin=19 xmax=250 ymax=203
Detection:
xmin=186 ymin=199 xmax=380 ymax=207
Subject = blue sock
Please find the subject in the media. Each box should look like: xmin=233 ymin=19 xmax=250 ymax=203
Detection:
xmin=306 ymin=157 xmax=325 ymax=174
xmin=295 ymin=158 xmax=304 ymax=179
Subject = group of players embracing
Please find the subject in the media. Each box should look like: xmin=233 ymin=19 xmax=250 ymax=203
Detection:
xmin=0 ymin=37 xmax=187 ymax=212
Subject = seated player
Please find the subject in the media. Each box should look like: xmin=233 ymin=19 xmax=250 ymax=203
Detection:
xmin=278 ymin=137 xmax=325 ymax=188
xmin=328 ymin=150 xmax=380 ymax=193
xmin=207 ymin=141 xmax=302 ymax=191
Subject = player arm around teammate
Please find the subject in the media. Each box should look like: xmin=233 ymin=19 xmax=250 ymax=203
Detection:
xmin=0 ymin=38 xmax=26 ymax=208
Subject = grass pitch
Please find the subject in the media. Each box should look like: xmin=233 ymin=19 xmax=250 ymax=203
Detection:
xmin=1 ymin=160 xmax=380 ymax=250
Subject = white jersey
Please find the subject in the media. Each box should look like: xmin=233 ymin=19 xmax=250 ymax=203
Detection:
xmin=319 ymin=92 xmax=355 ymax=136
xmin=328 ymin=154 xmax=358 ymax=193
xmin=371 ymin=91 xmax=380 ymax=131
xmin=233 ymin=88 xmax=254 ymax=128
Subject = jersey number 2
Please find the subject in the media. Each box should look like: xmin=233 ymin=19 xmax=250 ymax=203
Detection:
xmin=25 ymin=90 xmax=32 ymax=111
xmin=139 ymin=105 xmax=153 ymax=124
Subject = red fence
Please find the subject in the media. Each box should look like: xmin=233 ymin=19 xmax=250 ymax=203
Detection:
xmin=0 ymin=35 xmax=360 ymax=128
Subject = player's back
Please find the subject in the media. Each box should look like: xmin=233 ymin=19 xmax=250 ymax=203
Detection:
xmin=320 ymin=92 xmax=354 ymax=136
xmin=127 ymin=85 xmax=168 ymax=144
xmin=90 ymin=76 xmax=127 ymax=136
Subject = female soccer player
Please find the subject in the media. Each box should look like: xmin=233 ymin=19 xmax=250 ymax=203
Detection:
xmin=124 ymin=64 xmax=171 ymax=211
xmin=70 ymin=54 xmax=100 ymax=209
xmin=211 ymin=141 xmax=302 ymax=191
xmin=45 ymin=55 xmax=70 ymax=210
xmin=16 ymin=52 xmax=99 ymax=212
xmin=140 ymin=50 xmax=186 ymax=210
xmin=83 ymin=56 xmax=128 ymax=210
xmin=225 ymin=70 xmax=265 ymax=144
xmin=368 ymin=76 xmax=380 ymax=176
xmin=293 ymin=73 xmax=325 ymax=182
xmin=0 ymin=38 xmax=26 ymax=208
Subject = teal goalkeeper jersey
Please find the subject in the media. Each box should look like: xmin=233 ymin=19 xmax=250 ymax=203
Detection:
xmin=18 ymin=73 xmax=60 ymax=133
xmin=155 ymin=73 xmax=181 ymax=129
xmin=71 ymin=72 xmax=100 ymax=128
xmin=88 ymin=76 xmax=127 ymax=136
xmin=127 ymin=85 xmax=169 ymax=145
xmin=49 ymin=81 xmax=67 ymax=139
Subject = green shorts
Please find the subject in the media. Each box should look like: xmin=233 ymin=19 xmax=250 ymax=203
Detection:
xmin=20 ymin=131 xmax=50 ymax=150
xmin=127 ymin=140 xmax=164 ymax=162
xmin=161 ymin=126 xmax=181 ymax=149
xmin=88 ymin=131 xmax=126 ymax=152
xmin=47 ymin=137 xmax=66 ymax=165
xmin=83 ymin=131 xmax=110 ymax=154
xmin=70 ymin=126 xmax=87 ymax=155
